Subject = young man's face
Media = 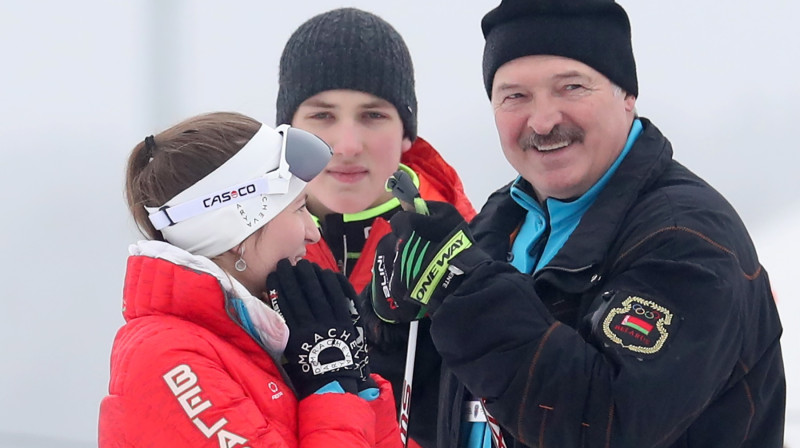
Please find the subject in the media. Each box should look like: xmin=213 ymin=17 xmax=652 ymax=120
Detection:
xmin=491 ymin=55 xmax=636 ymax=201
xmin=292 ymin=89 xmax=412 ymax=216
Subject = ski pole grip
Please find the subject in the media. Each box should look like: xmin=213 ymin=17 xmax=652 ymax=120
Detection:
xmin=386 ymin=171 xmax=429 ymax=215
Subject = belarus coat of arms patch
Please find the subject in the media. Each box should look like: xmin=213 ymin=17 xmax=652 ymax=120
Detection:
xmin=602 ymin=295 xmax=674 ymax=355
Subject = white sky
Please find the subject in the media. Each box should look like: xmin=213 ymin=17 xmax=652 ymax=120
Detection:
xmin=1 ymin=0 xmax=798 ymax=446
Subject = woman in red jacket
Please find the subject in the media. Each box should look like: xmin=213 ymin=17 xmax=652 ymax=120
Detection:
xmin=99 ymin=111 xmax=403 ymax=447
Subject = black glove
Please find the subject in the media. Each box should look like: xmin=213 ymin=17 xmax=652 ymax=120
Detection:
xmin=358 ymin=287 xmax=413 ymax=352
xmin=266 ymin=259 xmax=373 ymax=399
xmin=370 ymin=232 xmax=428 ymax=323
xmin=342 ymin=274 xmax=378 ymax=392
xmin=387 ymin=201 xmax=490 ymax=313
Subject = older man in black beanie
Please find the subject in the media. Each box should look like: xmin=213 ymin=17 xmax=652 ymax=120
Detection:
xmin=374 ymin=0 xmax=786 ymax=446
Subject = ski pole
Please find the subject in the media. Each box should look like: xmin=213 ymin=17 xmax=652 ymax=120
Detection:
xmin=386 ymin=170 xmax=428 ymax=447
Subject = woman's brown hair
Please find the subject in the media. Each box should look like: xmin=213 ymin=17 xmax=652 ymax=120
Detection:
xmin=125 ymin=112 xmax=260 ymax=240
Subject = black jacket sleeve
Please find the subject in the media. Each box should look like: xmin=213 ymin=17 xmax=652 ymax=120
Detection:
xmin=429 ymin=228 xmax=766 ymax=447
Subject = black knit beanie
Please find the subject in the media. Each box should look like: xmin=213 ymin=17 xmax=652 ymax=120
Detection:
xmin=481 ymin=0 xmax=637 ymax=98
xmin=277 ymin=8 xmax=417 ymax=140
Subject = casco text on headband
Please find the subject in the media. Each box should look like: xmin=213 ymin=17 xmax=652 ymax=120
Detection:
xmin=144 ymin=123 xmax=331 ymax=257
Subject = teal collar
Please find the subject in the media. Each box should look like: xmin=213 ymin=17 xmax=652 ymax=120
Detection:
xmin=509 ymin=119 xmax=643 ymax=274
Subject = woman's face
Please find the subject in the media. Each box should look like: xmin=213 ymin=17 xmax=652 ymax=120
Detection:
xmin=232 ymin=192 xmax=320 ymax=296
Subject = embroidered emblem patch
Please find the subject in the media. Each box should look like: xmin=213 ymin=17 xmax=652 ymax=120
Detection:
xmin=602 ymin=295 xmax=673 ymax=354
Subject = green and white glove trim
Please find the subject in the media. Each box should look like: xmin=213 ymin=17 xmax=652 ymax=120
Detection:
xmin=399 ymin=227 xmax=474 ymax=306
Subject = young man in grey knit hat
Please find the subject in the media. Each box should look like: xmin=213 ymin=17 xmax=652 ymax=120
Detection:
xmin=277 ymin=7 xmax=476 ymax=448
xmin=374 ymin=0 xmax=786 ymax=446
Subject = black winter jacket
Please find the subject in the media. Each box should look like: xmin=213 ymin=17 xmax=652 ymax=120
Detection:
xmin=433 ymin=118 xmax=785 ymax=447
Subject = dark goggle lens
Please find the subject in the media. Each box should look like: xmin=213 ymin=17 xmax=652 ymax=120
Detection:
xmin=283 ymin=126 xmax=332 ymax=182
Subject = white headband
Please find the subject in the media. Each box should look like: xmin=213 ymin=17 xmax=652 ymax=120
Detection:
xmin=145 ymin=124 xmax=331 ymax=258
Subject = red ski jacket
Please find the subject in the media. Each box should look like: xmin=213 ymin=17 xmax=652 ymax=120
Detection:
xmin=99 ymin=247 xmax=402 ymax=447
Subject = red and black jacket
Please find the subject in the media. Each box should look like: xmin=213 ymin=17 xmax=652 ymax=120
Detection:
xmin=304 ymin=136 xmax=476 ymax=448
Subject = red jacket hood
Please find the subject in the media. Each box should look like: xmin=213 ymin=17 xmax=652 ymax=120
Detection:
xmin=122 ymin=254 xmax=272 ymax=362
xmin=402 ymin=137 xmax=476 ymax=220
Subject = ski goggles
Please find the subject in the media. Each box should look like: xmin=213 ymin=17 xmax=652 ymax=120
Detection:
xmin=145 ymin=124 xmax=331 ymax=257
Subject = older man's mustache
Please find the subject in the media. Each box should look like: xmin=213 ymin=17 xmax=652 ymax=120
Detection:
xmin=519 ymin=125 xmax=585 ymax=151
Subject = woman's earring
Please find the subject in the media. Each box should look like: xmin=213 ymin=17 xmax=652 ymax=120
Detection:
xmin=235 ymin=246 xmax=247 ymax=272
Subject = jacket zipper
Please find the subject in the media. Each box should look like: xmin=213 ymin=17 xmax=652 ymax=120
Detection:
xmin=342 ymin=234 xmax=348 ymax=275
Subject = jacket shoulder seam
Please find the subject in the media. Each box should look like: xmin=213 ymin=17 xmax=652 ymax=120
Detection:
xmin=615 ymin=226 xmax=762 ymax=280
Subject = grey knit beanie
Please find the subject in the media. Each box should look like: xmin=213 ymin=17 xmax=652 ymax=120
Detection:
xmin=277 ymin=8 xmax=418 ymax=140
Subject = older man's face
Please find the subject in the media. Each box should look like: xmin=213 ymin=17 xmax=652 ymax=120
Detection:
xmin=491 ymin=55 xmax=636 ymax=201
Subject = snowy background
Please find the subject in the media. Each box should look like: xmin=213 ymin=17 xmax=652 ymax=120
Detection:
xmin=1 ymin=0 xmax=798 ymax=446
